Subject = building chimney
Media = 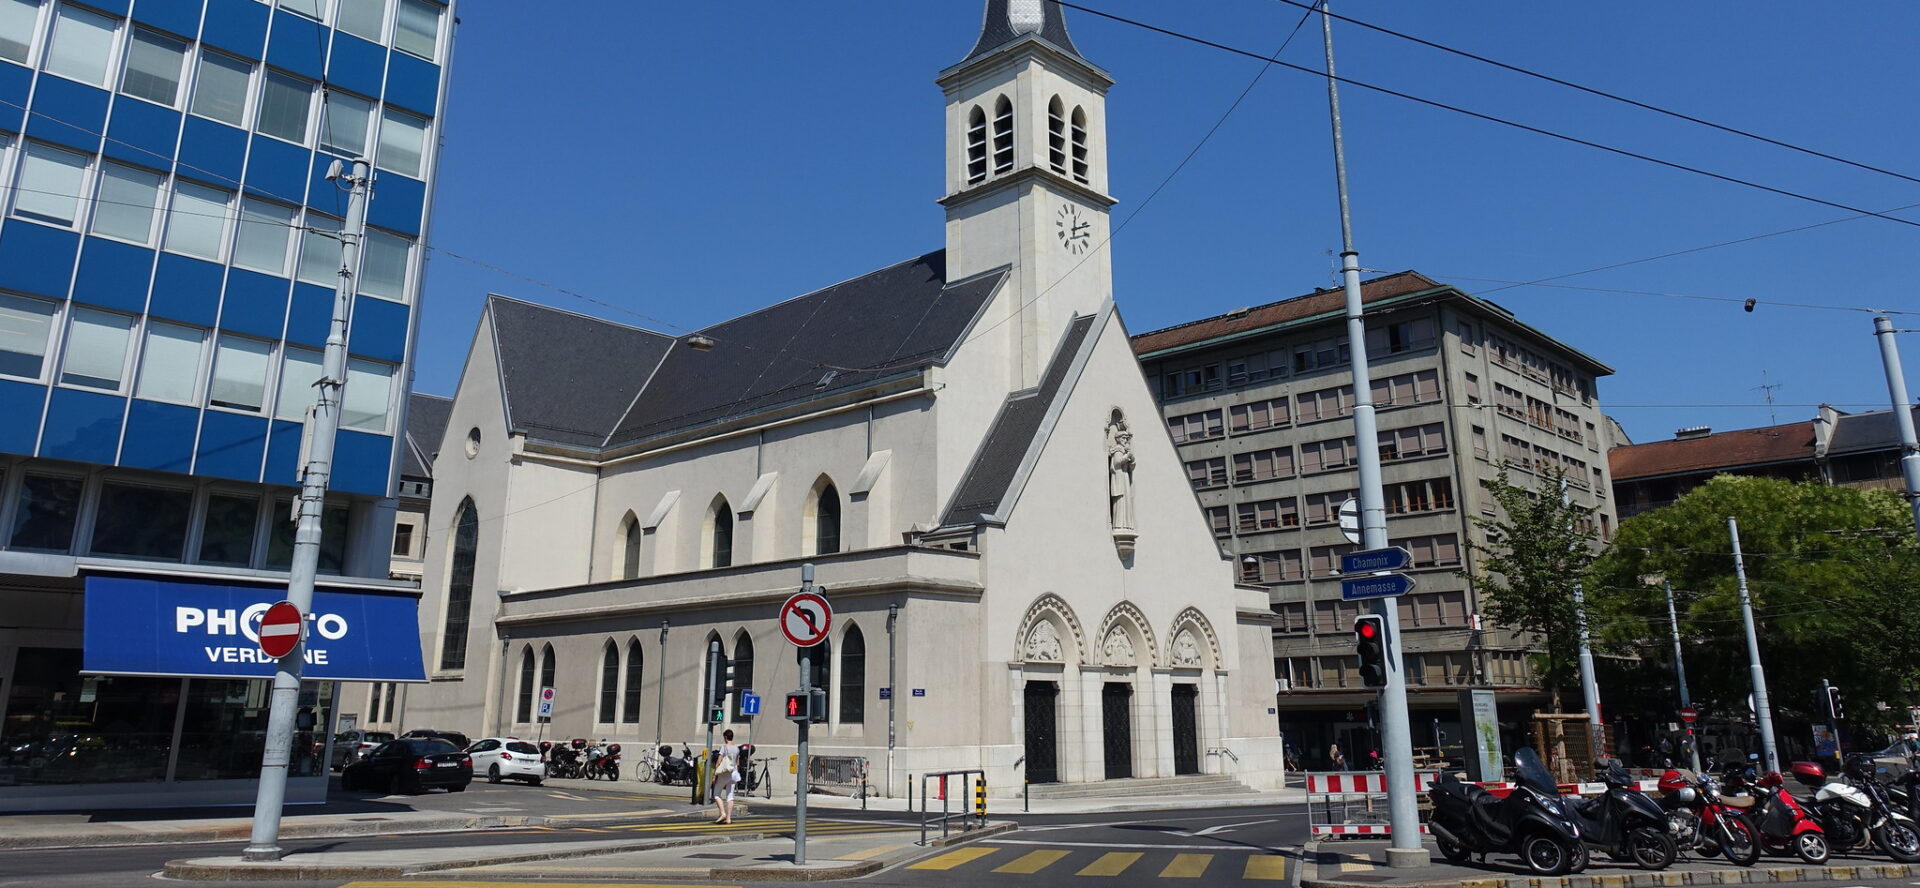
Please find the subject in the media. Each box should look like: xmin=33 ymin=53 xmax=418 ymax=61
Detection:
xmin=1674 ymin=426 xmax=1712 ymax=440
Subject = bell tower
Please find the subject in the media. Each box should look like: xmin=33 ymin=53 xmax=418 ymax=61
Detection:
xmin=939 ymin=0 xmax=1116 ymax=389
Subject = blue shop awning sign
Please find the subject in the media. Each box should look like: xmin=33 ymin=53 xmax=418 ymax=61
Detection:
xmin=83 ymin=576 xmax=427 ymax=682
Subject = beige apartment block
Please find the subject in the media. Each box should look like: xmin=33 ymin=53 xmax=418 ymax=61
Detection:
xmin=1133 ymin=273 xmax=1616 ymax=770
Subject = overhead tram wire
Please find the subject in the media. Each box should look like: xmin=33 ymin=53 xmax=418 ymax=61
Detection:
xmin=1051 ymin=1 xmax=1920 ymax=232
xmin=1267 ymin=0 xmax=1920 ymax=188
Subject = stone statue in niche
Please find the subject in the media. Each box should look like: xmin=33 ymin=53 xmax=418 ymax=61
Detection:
xmin=1172 ymin=630 xmax=1203 ymax=668
xmin=1102 ymin=626 xmax=1136 ymax=667
xmin=1024 ymin=620 xmax=1064 ymax=663
xmin=1106 ymin=412 xmax=1135 ymax=530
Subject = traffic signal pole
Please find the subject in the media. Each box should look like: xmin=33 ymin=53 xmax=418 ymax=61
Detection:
xmin=1665 ymin=582 xmax=1703 ymax=773
xmin=1320 ymin=4 xmax=1423 ymax=866
xmin=1728 ymin=518 xmax=1780 ymax=773
xmin=794 ymin=562 xmax=816 ymax=865
xmin=1871 ymin=316 xmax=1920 ymax=541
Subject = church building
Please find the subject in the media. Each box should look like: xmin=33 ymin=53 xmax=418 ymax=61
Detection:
xmin=397 ymin=0 xmax=1285 ymax=796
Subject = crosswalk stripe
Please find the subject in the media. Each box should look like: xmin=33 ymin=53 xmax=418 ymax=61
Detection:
xmin=1076 ymin=851 xmax=1143 ymax=876
xmin=833 ymin=844 xmax=904 ymax=861
xmin=993 ymin=849 xmax=1069 ymax=874
xmin=908 ymin=846 xmax=1000 ymax=870
xmin=342 ymin=882 xmax=737 ymax=888
xmin=1244 ymin=855 xmax=1287 ymax=881
xmin=1159 ymin=853 xmax=1211 ymax=878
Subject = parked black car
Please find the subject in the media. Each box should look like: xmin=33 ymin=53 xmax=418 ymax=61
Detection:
xmin=400 ymin=728 xmax=471 ymax=750
xmin=342 ymin=739 xmax=471 ymax=794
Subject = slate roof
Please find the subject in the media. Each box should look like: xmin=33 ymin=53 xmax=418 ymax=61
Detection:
xmin=1608 ymin=420 xmax=1819 ymax=481
xmin=605 ymin=252 xmax=1005 ymax=449
xmin=962 ymin=0 xmax=1083 ymax=65
xmin=489 ymin=296 xmax=676 ymax=448
xmin=402 ymin=393 xmax=451 ymax=480
xmin=1827 ymin=406 xmax=1920 ymax=456
xmin=941 ymin=313 xmax=1097 ymax=525
xmin=481 ymin=252 xmax=1008 ymax=453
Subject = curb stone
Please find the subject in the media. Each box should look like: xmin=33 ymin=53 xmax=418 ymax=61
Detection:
xmin=709 ymin=820 xmax=1016 ymax=882
xmin=1299 ymin=839 xmax=1920 ymax=888
xmin=160 ymin=835 xmax=727 ymax=882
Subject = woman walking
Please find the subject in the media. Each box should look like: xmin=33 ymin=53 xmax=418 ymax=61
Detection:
xmin=711 ymin=729 xmax=741 ymax=824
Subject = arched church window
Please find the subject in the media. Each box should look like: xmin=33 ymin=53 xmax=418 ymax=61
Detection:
xmin=540 ymin=644 xmax=556 ymax=705
xmin=617 ymin=510 xmax=641 ymax=580
xmin=839 ymin=625 xmax=866 ymax=723
xmin=1047 ymin=96 xmax=1067 ymax=174
xmin=966 ymin=106 xmax=988 ymax=184
xmin=439 ymin=497 xmax=478 ymax=670
xmin=705 ymin=498 xmax=733 ymax=569
xmin=732 ymin=631 xmax=756 ymax=720
xmin=622 ymin=639 xmax=644 ymax=723
xmin=992 ymin=95 xmax=1014 ymax=174
xmin=599 ymin=641 xmax=618 ymax=723
xmin=515 ymin=647 xmax=534 ymax=722
xmin=815 ymin=483 xmax=841 ymax=556
xmin=1070 ymin=106 xmax=1089 ymax=184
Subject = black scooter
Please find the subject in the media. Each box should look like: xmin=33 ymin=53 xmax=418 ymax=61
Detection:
xmin=1566 ymin=759 xmax=1677 ymax=869
xmin=654 ymin=744 xmax=696 ymax=786
xmin=1428 ymin=747 xmax=1589 ymax=876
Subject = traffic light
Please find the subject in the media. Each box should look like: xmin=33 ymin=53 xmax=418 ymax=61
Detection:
xmin=785 ymin=691 xmax=809 ymax=723
xmin=809 ymin=687 xmax=828 ymax=724
xmin=1827 ymin=685 xmax=1845 ymax=722
xmin=1354 ymin=614 xmax=1388 ymax=688
xmin=708 ymin=649 xmax=734 ymax=712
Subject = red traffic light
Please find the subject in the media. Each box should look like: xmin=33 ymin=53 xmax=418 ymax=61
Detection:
xmin=786 ymin=695 xmax=802 ymax=716
xmin=1357 ymin=620 xmax=1378 ymax=640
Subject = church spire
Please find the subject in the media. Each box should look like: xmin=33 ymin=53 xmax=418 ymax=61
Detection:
xmin=961 ymin=0 xmax=1083 ymax=64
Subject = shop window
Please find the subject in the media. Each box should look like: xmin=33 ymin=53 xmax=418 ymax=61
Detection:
xmin=0 ymin=648 xmax=180 ymax=785
xmin=197 ymin=492 xmax=260 ymax=566
xmin=89 ymin=482 xmax=190 ymax=560
xmin=8 ymin=473 xmax=83 ymax=552
xmin=266 ymin=497 xmax=348 ymax=572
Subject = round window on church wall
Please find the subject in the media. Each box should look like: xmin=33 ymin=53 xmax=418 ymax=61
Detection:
xmin=465 ymin=427 xmax=481 ymax=459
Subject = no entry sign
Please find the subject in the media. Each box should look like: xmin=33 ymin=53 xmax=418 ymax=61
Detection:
xmin=257 ymin=601 xmax=304 ymax=659
xmin=780 ymin=592 xmax=832 ymax=647
xmin=1680 ymin=705 xmax=1698 ymax=724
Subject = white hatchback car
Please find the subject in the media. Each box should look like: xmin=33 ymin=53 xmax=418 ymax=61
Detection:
xmin=465 ymin=737 xmax=544 ymax=785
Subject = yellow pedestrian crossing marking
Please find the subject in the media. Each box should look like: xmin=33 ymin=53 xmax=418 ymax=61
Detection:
xmin=1159 ymin=853 xmax=1211 ymax=878
xmin=995 ymin=849 xmax=1071 ymax=874
xmin=1244 ymin=855 xmax=1287 ymax=881
xmin=344 ymin=883 xmax=736 ymax=888
xmin=833 ymin=843 xmax=904 ymax=861
xmin=908 ymin=846 xmax=1000 ymax=870
xmin=1076 ymin=851 xmax=1143 ymax=876
xmin=608 ymin=817 xmax=913 ymax=837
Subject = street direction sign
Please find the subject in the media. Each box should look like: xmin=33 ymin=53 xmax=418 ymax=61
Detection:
xmin=539 ymin=685 xmax=555 ymax=718
xmin=256 ymin=601 xmax=303 ymax=659
xmin=741 ymin=691 xmax=761 ymax=716
xmin=1338 ymin=498 xmax=1361 ymax=545
xmin=780 ymin=591 xmax=833 ymax=647
xmin=1342 ymin=546 xmax=1411 ymax=575
xmin=1680 ymin=705 xmax=1698 ymax=724
xmin=1341 ymin=573 xmax=1416 ymax=601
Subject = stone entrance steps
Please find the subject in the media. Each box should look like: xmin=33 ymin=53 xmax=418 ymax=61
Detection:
xmin=1026 ymin=774 xmax=1256 ymax=800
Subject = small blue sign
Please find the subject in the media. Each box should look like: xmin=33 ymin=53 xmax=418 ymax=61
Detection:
xmin=878 ymin=687 xmax=892 ymax=700
xmin=741 ymin=691 xmax=761 ymax=715
xmin=911 ymin=688 xmax=926 ymax=697
xmin=1342 ymin=546 xmax=1411 ymax=575
xmin=83 ymin=575 xmax=427 ymax=681
xmin=1341 ymin=573 xmax=1416 ymax=601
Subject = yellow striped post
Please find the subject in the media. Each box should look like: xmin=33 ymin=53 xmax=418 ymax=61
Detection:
xmin=974 ymin=774 xmax=987 ymax=817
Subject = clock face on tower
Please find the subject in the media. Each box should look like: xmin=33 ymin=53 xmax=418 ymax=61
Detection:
xmin=1056 ymin=203 xmax=1092 ymax=255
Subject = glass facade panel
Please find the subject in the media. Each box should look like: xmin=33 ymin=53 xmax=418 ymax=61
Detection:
xmin=90 ymin=482 xmax=192 ymax=560
xmin=208 ymin=335 xmax=272 ymax=412
xmin=0 ymin=0 xmax=37 ymax=64
xmin=337 ymin=0 xmax=385 ymax=41
xmin=197 ymin=492 xmax=259 ymax=566
xmin=134 ymin=321 xmax=205 ymax=403
xmin=394 ymin=0 xmax=438 ymax=59
xmin=234 ymin=199 xmax=297 ymax=274
xmin=121 ymin=28 xmax=187 ymax=106
xmin=164 ymin=182 xmax=231 ymax=260
xmin=320 ymin=92 xmax=371 ymax=156
xmin=266 ymin=499 xmax=347 ymax=572
xmin=342 ymin=358 xmax=393 ymax=432
xmin=175 ymin=679 xmax=329 ymax=780
xmin=8 ymin=473 xmax=81 ymax=551
xmin=276 ymin=346 xmax=322 ymax=420
xmin=191 ymin=50 xmax=251 ymax=127
xmin=0 ymin=649 xmax=178 ymax=785
xmin=257 ymin=71 xmax=312 ymax=143
xmin=45 ymin=4 xmax=113 ymax=86
xmin=60 ymin=307 xmax=133 ymax=390
xmin=376 ymin=107 xmax=425 ymax=177
xmin=298 ymin=214 xmax=342 ymax=284
xmin=16 ymin=142 xmax=88 ymax=226
xmin=359 ymin=228 xmax=407 ymax=299
xmin=0 ymin=292 xmax=56 ymax=379
xmin=93 ymin=162 xmax=164 ymax=244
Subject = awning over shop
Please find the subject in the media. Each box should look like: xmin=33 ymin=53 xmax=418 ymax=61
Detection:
xmin=81 ymin=576 xmax=426 ymax=682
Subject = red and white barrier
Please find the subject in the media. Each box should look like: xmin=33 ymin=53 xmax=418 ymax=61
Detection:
xmin=1305 ymin=771 xmax=1439 ymax=836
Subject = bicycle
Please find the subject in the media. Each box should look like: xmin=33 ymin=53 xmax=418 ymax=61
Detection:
xmin=633 ymin=745 xmax=662 ymax=783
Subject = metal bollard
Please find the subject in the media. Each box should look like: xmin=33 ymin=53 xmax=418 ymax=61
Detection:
xmin=974 ymin=775 xmax=987 ymax=822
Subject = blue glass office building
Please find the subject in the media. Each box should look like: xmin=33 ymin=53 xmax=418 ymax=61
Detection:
xmin=0 ymin=0 xmax=452 ymax=809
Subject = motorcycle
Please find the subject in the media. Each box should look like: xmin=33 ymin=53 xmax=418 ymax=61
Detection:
xmin=1565 ymin=759 xmax=1676 ymax=869
xmin=1794 ymin=757 xmax=1920 ymax=862
xmin=546 ymin=739 xmax=586 ymax=780
xmin=1722 ymin=765 xmax=1829 ymax=864
xmin=1657 ymin=767 xmax=1761 ymax=865
xmin=1427 ymin=746 xmax=1589 ymax=875
xmin=654 ymin=744 xmax=696 ymax=786
xmin=585 ymin=742 xmax=621 ymax=780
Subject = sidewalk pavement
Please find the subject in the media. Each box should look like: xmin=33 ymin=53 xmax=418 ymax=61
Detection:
xmin=0 ymin=776 xmax=1305 ymax=851
xmin=162 ymin=821 xmax=1015 ymax=882
xmin=1301 ymin=838 xmax=1920 ymax=888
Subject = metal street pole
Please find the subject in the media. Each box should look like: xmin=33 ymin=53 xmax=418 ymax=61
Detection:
xmin=655 ymin=619 xmax=668 ymax=753
xmin=701 ymin=639 xmax=718 ymax=806
xmin=1871 ymin=316 xmax=1920 ymax=540
xmin=1560 ymin=479 xmax=1602 ymax=748
xmin=1664 ymin=582 xmax=1703 ymax=773
xmin=244 ymin=159 xmax=370 ymax=861
xmin=795 ymin=563 xmax=816 ymax=865
xmin=1728 ymin=517 xmax=1780 ymax=773
xmin=1320 ymin=4 xmax=1423 ymax=865
xmin=886 ymin=603 xmax=897 ymax=799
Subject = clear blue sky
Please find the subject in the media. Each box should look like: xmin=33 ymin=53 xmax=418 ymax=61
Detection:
xmin=415 ymin=1 xmax=1920 ymax=445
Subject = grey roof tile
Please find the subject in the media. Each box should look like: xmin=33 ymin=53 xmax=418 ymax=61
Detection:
xmin=940 ymin=313 xmax=1096 ymax=525
xmin=489 ymin=296 xmax=675 ymax=447
xmin=962 ymin=0 xmax=1082 ymax=65
xmin=402 ymin=393 xmax=452 ymax=480
xmin=1827 ymin=405 xmax=1920 ymax=456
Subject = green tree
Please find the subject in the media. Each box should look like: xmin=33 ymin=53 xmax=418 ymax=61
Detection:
xmin=1469 ymin=466 xmax=1599 ymax=711
xmin=1589 ymin=475 xmax=1920 ymax=736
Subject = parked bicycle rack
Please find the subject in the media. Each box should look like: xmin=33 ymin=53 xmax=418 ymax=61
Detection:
xmin=918 ymin=769 xmax=987 ymax=845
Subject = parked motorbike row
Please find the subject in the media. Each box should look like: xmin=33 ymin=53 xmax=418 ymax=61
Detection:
xmin=537 ymin=738 xmax=622 ymax=780
xmin=1427 ymin=748 xmax=1920 ymax=876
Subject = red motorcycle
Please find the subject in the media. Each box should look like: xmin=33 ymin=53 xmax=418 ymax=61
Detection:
xmin=1658 ymin=768 xmax=1761 ymax=865
xmin=1724 ymin=768 xmax=1830 ymax=864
